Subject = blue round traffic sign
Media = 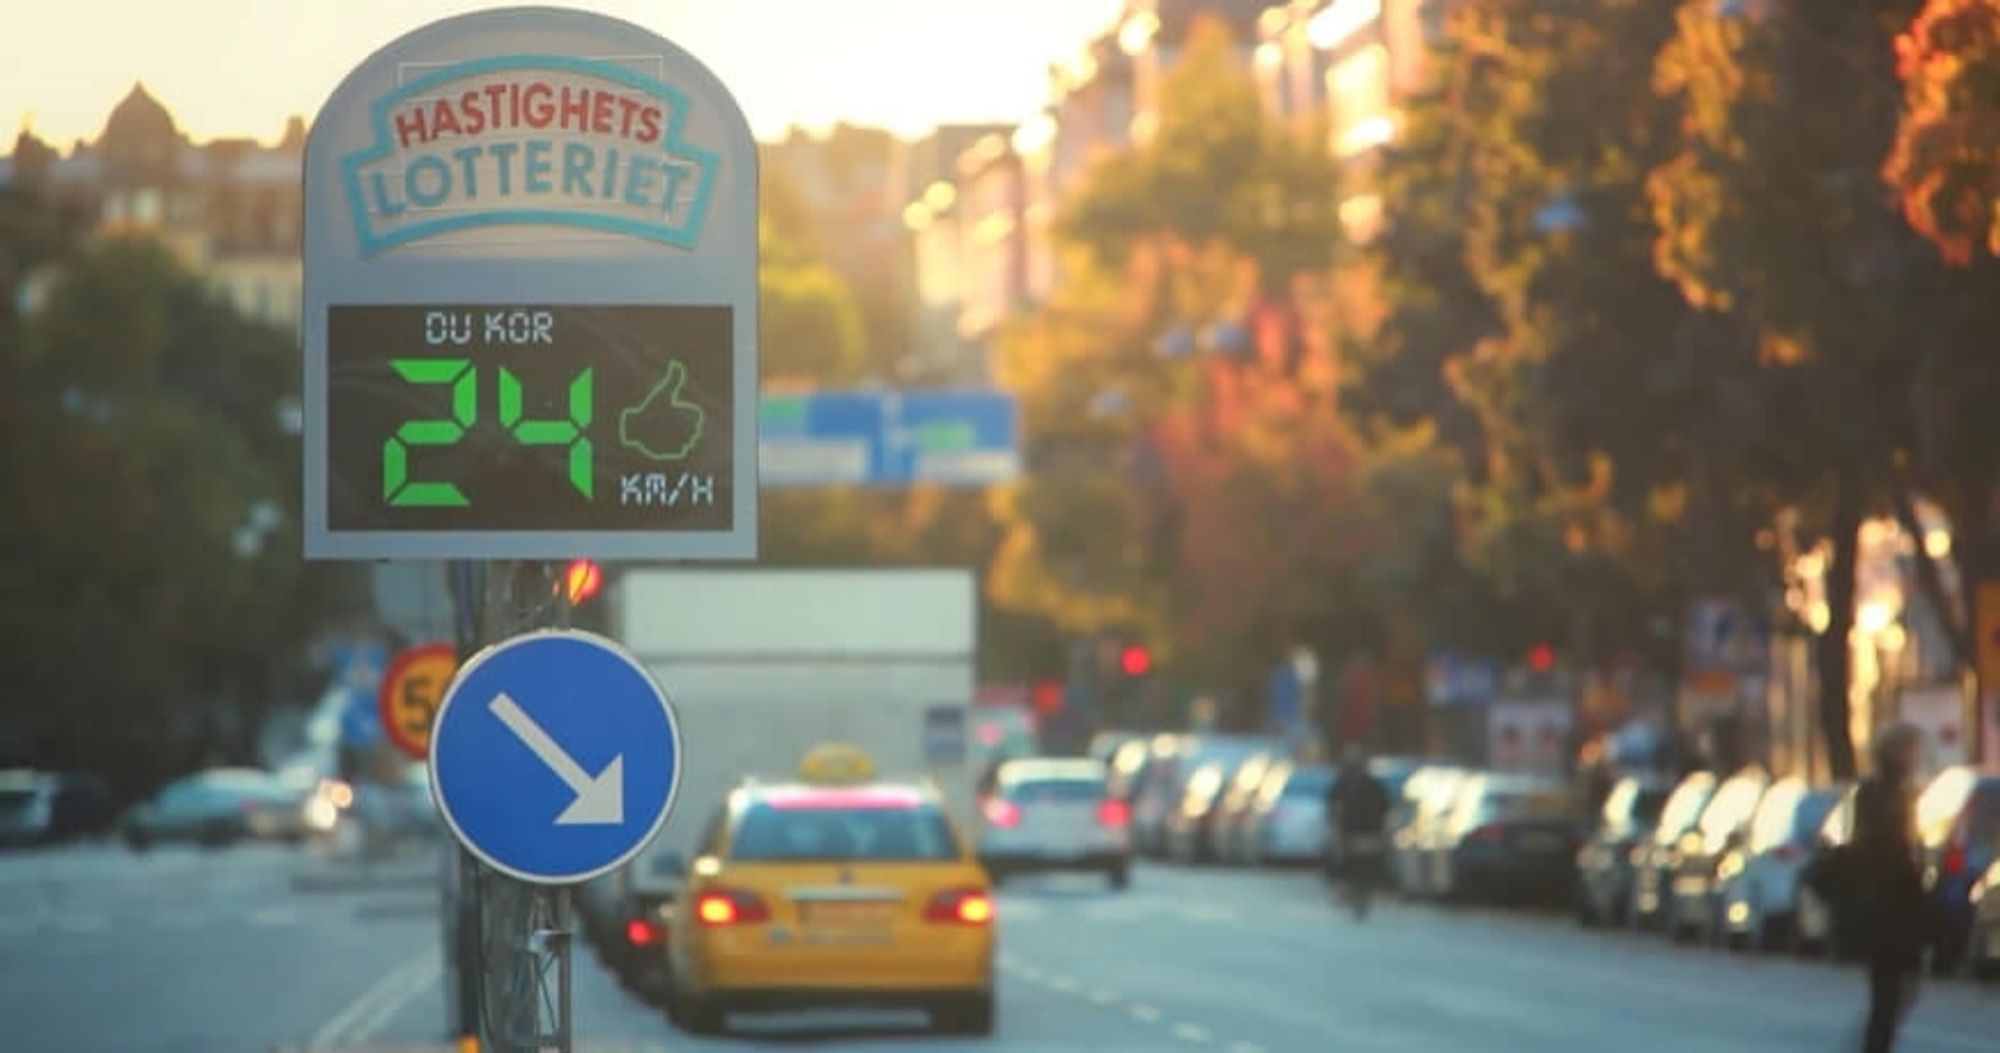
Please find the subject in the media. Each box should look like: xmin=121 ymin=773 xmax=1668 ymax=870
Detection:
xmin=429 ymin=630 xmax=680 ymax=884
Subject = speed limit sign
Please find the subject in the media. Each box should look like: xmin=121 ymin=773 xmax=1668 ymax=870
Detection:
xmin=378 ymin=642 xmax=458 ymax=760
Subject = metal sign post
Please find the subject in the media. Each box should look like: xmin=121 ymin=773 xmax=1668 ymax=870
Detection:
xmin=303 ymin=9 xmax=757 ymax=1051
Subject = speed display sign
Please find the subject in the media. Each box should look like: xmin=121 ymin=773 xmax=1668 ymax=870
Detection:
xmin=301 ymin=8 xmax=758 ymax=560
xmin=326 ymin=304 xmax=733 ymax=533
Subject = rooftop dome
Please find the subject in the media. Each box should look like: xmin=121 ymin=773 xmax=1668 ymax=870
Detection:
xmin=101 ymin=82 xmax=177 ymax=145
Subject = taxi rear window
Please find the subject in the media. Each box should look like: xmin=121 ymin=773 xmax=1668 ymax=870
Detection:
xmin=730 ymin=802 xmax=960 ymax=862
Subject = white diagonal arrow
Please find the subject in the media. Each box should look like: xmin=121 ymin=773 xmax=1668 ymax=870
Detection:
xmin=488 ymin=693 xmax=624 ymax=825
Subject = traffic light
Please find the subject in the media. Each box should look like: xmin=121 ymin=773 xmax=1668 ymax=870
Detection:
xmin=1527 ymin=643 xmax=1555 ymax=673
xmin=559 ymin=559 xmax=603 ymax=605
xmin=1119 ymin=644 xmax=1152 ymax=678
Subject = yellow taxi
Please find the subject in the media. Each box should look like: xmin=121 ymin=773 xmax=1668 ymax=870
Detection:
xmin=666 ymin=744 xmax=996 ymax=1036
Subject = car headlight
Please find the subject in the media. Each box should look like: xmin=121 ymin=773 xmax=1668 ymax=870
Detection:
xmin=304 ymin=797 xmax=340 ymax=831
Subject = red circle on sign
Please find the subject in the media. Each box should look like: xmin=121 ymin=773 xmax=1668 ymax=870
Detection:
xmin=378 ymin=642 xmax=459 ymax=760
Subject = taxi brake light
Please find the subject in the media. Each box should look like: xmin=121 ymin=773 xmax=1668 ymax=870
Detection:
xmin=925 ymin=887 xmax=994 ymax=925
xmin=695 ymin=889 xmax=769 ymax=926
xmin=625 ymin=918 xmax=661 ymax=946
xmin=984 ymin=797 xmax=1022 ymax=829
xmin=1097 ymin=799 xmax=1130 ymax=827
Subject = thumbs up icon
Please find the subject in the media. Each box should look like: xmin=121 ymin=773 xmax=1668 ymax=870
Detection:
xmin=619 ymin=359 xmax=706 ymax=461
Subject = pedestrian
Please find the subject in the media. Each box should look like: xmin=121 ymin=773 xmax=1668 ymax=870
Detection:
xmin=1853 ymin=722 xmax=1928 ymax=1053
xmin=1326 ymin=745 xmax=1391 ymax=919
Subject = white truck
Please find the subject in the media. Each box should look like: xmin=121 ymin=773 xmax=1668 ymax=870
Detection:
xmin=583 ymin=568 xmax=979 ymax=981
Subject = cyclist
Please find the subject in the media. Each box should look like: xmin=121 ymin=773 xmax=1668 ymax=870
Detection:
xmin=1325 ymin=745 xmax=1391 ymax=919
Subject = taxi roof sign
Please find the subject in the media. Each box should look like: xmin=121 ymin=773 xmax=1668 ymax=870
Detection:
xmin=798 ymin=744 xmax=875 ymax=785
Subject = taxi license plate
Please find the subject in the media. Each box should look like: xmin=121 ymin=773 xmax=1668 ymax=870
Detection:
xmin=800 ymin=901 xmax=896 ymax=926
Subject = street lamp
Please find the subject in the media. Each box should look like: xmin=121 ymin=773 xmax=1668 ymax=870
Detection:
xmin=1118 ymin=12 xmax=1160 ymax=57
xmin=1307 ymin=0 xmax=1383 ymax=52
xmin=1012 ymin=113 xmax=1057 ymax=158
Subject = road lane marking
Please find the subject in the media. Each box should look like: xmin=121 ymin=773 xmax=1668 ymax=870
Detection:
xmin=1227 ymin=1043 xmax=1267 ymax=1053
xmin=308 ymin=949 xmax=433 ymax=1049
xmin=1047 ymin=973 xmax=1078 ymax=992
xmin=1181 ymin=902 xmax=1239 ymax=923
xmin=153 ymin=910 xmax=201 ymax=929
xmin=1130 ymin=1004 xmax=1162 ymax=1023
xmin=1088 ymin=987 xmax=1119 ymax=1005
xmin=249 ymin=905 xmax=299 ymax=928
xmin=1172 ymin=1022 xmax=1212 ymax=1043
xmin=351 ymin=954 xmax=441 ymax=1041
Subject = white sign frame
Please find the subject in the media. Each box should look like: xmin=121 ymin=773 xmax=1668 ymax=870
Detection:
xmin=302 ymin=6 xmax=758 ymax=560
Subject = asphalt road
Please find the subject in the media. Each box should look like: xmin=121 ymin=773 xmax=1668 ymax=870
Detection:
xmin=4 ymin=844 xmax=1997 ymax=1052
xmin=0 ymin=839 xmax=443 ymax=1053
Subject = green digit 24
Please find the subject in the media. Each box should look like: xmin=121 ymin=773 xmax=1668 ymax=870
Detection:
xmin=383 ymin=360 xmax=594 ymax=508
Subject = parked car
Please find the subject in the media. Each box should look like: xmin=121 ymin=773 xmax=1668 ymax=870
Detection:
xmin=1107 ymin=737 xmax=1154 ymax=803
xmin=1087 ymin=730 xmax=1145 ymax=764
xmin=1209 ymin=752 xmax=1279 ymax=864
xmin=1249 ymin=762 xmax=1335 ymax=866
xmin=122 ymin=768 xmax=310 ymax=849
xmin=1392 ymin=766 xmax=1470 ymax=897
xmin=0 ymin=770 xmax=115 ymax=847
xmin=1139 ymin=735 xmax=1282 ymax=861
xmin=1967 ymin=859 xmax=2000 ymax=980
xmin=1128 ymin=735 xmax=1189 ymax=857
xmin=1795 ymin=784 xmax=1861 ymax=958
xmin=1574 ymin=773 xmax=1671 ymax=927
xmin=607 ymin=848 xmax=687 ymax=1003
xmin=1165 ymin=761 xmax=1231 ymax=864
xmin=1425 ymin=772 xmax=1580 ymax=903
xmin=1367 ymin=756 xmax=1430 ymax=805
xmin=1913 ymin=765 xmax=2000 ymax=974
xmin=1668 ymin=766 xmax=1771 ymax=942
xmin=1714 ymin=777 xmax=1847 ymax=950
xmin=1629 ymin=770 xmax=1717 ymax=930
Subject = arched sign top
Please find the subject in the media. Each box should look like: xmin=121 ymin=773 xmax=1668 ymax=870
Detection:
xmin=335 ymin=52 xmax=725 ymax=256
xmin=303 ymin=6 xmax=759 ymax=561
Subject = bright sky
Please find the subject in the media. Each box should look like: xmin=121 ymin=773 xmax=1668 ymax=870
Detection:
xmin=0 ymin=0 xmax=1125 ymax=148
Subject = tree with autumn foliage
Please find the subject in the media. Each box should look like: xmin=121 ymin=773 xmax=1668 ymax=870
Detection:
xmin=1369 ymin=2 xmax=1711 ymax=669
xmin=990 ymin=16 xmax=1404 ymax=718
xmin=1887 ymin=0 xmax=2000 ymax=266
xmin=1646 ymin=0 xmax=1981 ymax=776
xmin=1886 ymin=0 xmax=2000 ymax=676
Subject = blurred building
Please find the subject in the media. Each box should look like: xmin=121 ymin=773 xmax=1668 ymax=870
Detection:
xmin=0 ymin=83 xmax=305 ymax=331
xmin=1254 ymin=0 xmax=1455 ymax=243
xmin=1116 ymin=0 xmax=1274 ymax=145
xmin=898 ymin=124 xmax=1011 ymax=382
xmin=900 ymin=2 xmax=1279 ymax=379
xmin=953 ymin=131 xmax=1028 ymax=355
